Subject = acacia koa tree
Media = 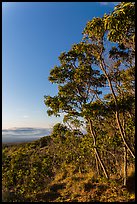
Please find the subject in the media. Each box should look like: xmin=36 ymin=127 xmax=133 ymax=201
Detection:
xmin=82 ymin=2 xmax=135 ymax=160
xmin=44 ymin=42 xmax=109 ymax=178
xmin=82 ymin=1 xmax=135 ymax=185
xmin=44 ymin=2 xmax=135 ymax=183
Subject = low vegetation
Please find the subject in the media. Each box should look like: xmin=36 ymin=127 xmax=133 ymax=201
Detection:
xmin=2 ymin=131 xmax=135 ymax=202
xmin=2 ymin=2 xmax=135 ymax=202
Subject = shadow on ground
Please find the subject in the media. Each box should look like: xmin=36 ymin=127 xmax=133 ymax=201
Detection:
xmin=126 ymin=172 xmax=135 ymax=194
xmin=35 ymin=191 xmax=61 ymax=201
xmin=35 ymin=183 xmax=66 ymax=202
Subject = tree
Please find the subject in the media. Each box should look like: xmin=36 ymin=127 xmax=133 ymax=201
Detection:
xmin=82 ymin=3 xmax=135 ymax=159
xmin=82 ymin=2 xmax=135 ymax=185
xmin=44 ymin=2 xmax=135 ymax=184
xmin=51 ymin=123 xmax=68 ymax=139
xmin=44 ymin=43 xmax=109 ymax=178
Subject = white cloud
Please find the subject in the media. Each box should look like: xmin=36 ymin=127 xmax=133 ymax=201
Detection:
xmin=2 ymin=127 xmax=52 ymax=143
xmin=99 ymin=2 xmax=120 ymax=6
xmin=17 ymin=108 xmax=26 ymax=111
xmin=99 ymin=2 xmax=109 ymax=5
xmin=23 ymin=115 xmax=29 ymax=118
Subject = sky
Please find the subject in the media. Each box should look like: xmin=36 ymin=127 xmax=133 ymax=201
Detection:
xmin=2 ymin=2 xmax=119 ymax=129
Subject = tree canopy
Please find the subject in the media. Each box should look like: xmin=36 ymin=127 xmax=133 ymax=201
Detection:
xmin=44 ymin=2 xmax=135 ymax=185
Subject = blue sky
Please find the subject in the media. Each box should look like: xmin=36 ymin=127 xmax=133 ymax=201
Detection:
xmin=2 ymin=2 xmax=119 ymax=129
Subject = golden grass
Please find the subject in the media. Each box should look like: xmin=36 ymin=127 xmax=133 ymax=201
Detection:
xmin=40 ymin=164 xmax=135 ymax=202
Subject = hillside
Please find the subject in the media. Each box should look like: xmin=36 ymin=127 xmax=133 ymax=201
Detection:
xmin=2 ymin=135 xmax=135 ymax=202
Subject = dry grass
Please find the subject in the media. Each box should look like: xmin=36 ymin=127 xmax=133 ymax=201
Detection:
xmin=3 ymin=164 xmax=135 ymax=202
xmin=32 ymin=164 xmax=135 ymax=202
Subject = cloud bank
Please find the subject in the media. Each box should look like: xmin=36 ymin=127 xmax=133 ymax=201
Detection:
xmin=2 ymin=127 xmax=52 ymax=144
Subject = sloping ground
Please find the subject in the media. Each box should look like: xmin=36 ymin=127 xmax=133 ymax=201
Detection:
xmin=2 ymin=139 xmax=135 ymax=202
xmin=26 ymin=165 xmax=135 ymax=202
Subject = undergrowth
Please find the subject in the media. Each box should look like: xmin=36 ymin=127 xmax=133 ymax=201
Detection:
xmin=2 ymin=136 xmax=135 ymax=202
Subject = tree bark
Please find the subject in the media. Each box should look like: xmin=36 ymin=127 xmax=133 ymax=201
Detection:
xmin=95 ymin=154 xmax=100 ymax=176
xmin=99 ymin=60 xmax=135 ymax=159
xmin=88 ymin=118 xmax=109 ymax=179
xmin=123 ymin=146 xmax=127 ymax=186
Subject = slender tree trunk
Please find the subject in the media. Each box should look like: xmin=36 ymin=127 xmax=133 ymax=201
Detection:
xmin=99 ymin=60 xmax=135 ymax=159
xmin=122 ymin=113 xmax=128 ymax=186
xmin=123 ymin=146 xmax=127 ymax=186
xmin=88 ymin=118 xmax=109 ymax=179
xmin=95 ymin=154 xmax=100 ymax=176
xmin=115 ymin=111 xmax=135 ymax=158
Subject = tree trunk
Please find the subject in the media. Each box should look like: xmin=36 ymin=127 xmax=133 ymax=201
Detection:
xmin=123 ymin=146 xmax=127 ymax=186
xmin=95 ymin=154 xmax=100 ymax=176
xmin=99 ymin=60 xmax=135 ymax=159
xmin=88 ymin=118 xmax=109 ymax=179
xmin=115 ymin=111 xmax=135 ymax=158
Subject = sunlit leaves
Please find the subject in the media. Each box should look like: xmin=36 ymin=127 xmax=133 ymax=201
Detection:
xmin=83 ymin=17 xmax=105 ymax=41
xmin=44 ymin=39 xmax=106 ymax=126
xmin=104 ymin=2 xmax=135 ymax=50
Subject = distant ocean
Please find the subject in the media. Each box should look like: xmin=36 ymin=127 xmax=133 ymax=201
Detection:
xmin=2 ymin=127 xmax=52 ymax=144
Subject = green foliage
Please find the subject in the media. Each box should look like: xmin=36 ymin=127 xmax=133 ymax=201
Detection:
xmin=51 ymin=123 xmax=69 ymax=138
xmin=104 ymin=2 xmax=135 ymax=50
xmin=43 ymin=0 xmax=135 ymax=189
xmin=2 ymin=138 xmax=134 ymax=202
xmin=2 ymin=2 xmax=135 ymax=202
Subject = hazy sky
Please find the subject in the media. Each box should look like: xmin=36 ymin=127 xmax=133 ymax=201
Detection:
xmin=2 ymin=2 xmax=119 ymax=129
